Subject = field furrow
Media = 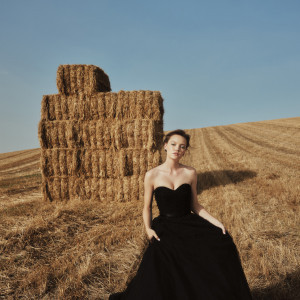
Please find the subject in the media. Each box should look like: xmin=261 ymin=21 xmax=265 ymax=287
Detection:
xmin=219 ymin=126 xmax=299 ymax=171
xmin=229 ymin=124 xmax=300 ymax=157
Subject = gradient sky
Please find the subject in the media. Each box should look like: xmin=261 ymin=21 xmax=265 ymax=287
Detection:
xmin=1 ymin=0 xmax=299 ymax=153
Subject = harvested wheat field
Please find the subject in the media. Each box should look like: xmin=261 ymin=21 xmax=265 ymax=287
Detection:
xmin=0 ymin=117 xmax=299 ymax=299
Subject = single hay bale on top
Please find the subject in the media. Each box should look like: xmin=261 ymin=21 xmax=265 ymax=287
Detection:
xmin=56 ymin=64 xmax=111 ymax=95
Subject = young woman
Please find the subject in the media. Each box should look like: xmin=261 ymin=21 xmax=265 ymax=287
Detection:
xmin=109 ymin=129 xmax=252 ymax=299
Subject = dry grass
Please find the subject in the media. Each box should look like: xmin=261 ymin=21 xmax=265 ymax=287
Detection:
xmin=0 ymin=117 xmax=299 ymax=299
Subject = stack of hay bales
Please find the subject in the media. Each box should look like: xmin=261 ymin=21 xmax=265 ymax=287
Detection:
xmin=38 ymin=64 xmax=164 ymax=202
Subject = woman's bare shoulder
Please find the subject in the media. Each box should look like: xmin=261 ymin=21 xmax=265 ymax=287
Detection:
xmin=180 ymin=164 xmax=196 ymax=173
xmin=145 ymin=165 xmax=162 ymax=177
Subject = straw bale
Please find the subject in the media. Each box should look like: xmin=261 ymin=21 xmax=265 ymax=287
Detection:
xmin=61 ymin=177 xmax=69 ymax=200
xmin=122 ymin=176 xmax=131 ymax=202
xmin=57 ymin=121 xmax=68 ymax=148
xmin=41 ymin=150 xmax=53 ymax=177
xmin=83 ymin=150 xmax=93 ymax=177
xmin=47 ymin=96 xmax=56 ymax=121
xmin=96 ymin=121 xmax=105 ymax=149
xmin=82 ymin=122 xmax=91 ymax=148
xmin=103 ymin=125 xmax=112 ymax=149
xmin=60 ymin=94 xmax=69 ymax=120
xmin=41 ymin=178 xmax=48 ymax=202
xmin=105 ymin=92 xmax=116 ymax=120
xmin=52 ymin=177 xmax=61 ymax=200
xmin=56 ymin=64 xmax=111 ymax=95
xmin=91 ymin=151 xmax=99 ymax=177
xmin=51 ymin=149 xmax=60 ymax=176
xmin=39 ymin=119 xmax=163 ymax=150
xmin=56 ymin=65 xmax=69 ymax=95
xmin=105 ymin=178 xmax=114 ymax=202
xmin=41 ymin=174 xmax=147 ymax=202
xmin=40 ymin=90 xmax=163 ymax=121
xmin=110 ymin=122 xmax=125 ymax=150
xmin=71 ymin=177 xmax=85 ymax=200
xmin=84 ymin=177 xmax=92 ymax=200
xmin=139 ymin=150 xmax=147 ymax=175
xmin=90 ymin=95 xmax=99 ymax=120
xmin=69 ymin=65 xmax=77 ymax=93
xmin=76 ymin=65 xmax=85 ymax=93
xmin=38 ymin=120 xmax=48 ymax=149
xmin=152 ymin=91 xmax=165 ymax=119
xmin=89 ymin=121 xmax=98 ymax=148
xmin=73 ymin=94 xmax=85 ymax=120
xmin=41 ymin=147 xmax=161 ymax=178
xmin=53 ymin=94 xmax=62 ymax=120
xmin=132 ymin=149 xmax=140 ymax=174
xmin=116 ymin=90 xmax=130 ymax=119
xmin=94 ymin=93 xmax=106 ymax=119
xmin=99 ymin=151 xmax=107 ymax=177
xmin=41 ymin=177 xmax=50 ymax=201
xmin=91 ymin=178 xmax=100 ymax=201
xmin=126 ymin=121 xmax=135 ymax=148
xmin=119 ymin=149 xmax=133 ymax=177
xmin=50 ymin=122 xmax=59 ymax=148
xmin=82 ymin=95 xmax=92 ymax=120
xmin=138 ymin=175 xmax=144 ymax=201
xmin=66 ymin=150 xmax=75 ymax=176
xmin=58 ymin=149 xmax=67 ymax=176
xmin=65 ymin=121 xmax=81 ymax=148
xmin=128 ymin=91 xmax=137 ymax=119
xmin=40 ymin=95 xmax=50 ymax=121
xmin=115 ymin=178 xmax=124 ymax=202
xmin=133 ymin=119 xmax=142 ymax=148
xmin=130 ymin=175 xmax=139 ymax=201
xmin=144 ymin=91 xmax=153 ymax=119
xmin=136 ymin=91 xmax=145 ymax=119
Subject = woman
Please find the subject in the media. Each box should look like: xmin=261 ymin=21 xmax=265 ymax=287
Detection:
xmin=109 ymin=129 xmax=252 ymax=299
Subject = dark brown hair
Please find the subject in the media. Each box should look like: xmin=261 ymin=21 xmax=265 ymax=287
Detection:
xmin=163 ymin=129 xmax=190 ymax=150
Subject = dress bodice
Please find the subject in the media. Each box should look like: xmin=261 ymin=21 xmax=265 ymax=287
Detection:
xmin=153 ymin=183 xmax=192 ymax=217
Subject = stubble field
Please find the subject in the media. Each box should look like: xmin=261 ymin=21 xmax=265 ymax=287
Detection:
xmin=0 ymin=117 xmax=299 ymax=299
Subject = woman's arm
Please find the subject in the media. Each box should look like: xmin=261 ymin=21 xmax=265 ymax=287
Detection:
xmin=190 ymin=169 xmax=226 ymax=234
xmin=143 ymin=171 xmax=160 ymax=241
xmin=143 ymin=171 xmax=153 ymax=232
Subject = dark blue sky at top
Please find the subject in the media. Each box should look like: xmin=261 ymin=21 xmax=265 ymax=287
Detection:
xmin=0 ymin=0 xmax=299 ymax=152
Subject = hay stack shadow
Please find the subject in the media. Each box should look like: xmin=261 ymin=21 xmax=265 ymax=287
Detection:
xmin=251 ymin=268 xmax=300 ymax=300
xmin=38 ymin=64 xmax=164 ymax=202
xmin=197 ymin=170 xmax=257 ymax=194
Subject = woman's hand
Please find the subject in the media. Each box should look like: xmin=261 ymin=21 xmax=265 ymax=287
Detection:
xmin=146 ymin=228 xmax=160 ymax=242
xmin=215 ymin=221 xmax=226 ymax=234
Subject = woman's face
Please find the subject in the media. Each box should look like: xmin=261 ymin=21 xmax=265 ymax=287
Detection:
xmin=164 ymin=134 xmax=187 ymax=159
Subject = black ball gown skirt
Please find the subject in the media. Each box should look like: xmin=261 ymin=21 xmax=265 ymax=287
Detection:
xmin=109 ymin=183 xmax=252 ymax=300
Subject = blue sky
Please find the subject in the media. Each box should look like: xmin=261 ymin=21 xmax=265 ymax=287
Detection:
xmin=0 ymin=0 xmax=299 ymax=153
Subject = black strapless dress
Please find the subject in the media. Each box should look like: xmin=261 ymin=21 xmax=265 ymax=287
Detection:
xmin=109 ymin=183 xmax=252 ymax=299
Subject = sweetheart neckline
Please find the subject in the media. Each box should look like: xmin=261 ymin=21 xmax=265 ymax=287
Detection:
xmin=154 ymin=183 xmax=191 ymax=192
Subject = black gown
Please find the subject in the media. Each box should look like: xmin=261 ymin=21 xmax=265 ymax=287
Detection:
xmin=109 ymin=183 xmax=252 ymax=300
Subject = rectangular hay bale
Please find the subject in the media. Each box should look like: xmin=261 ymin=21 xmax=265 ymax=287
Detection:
xmin=56 ymin=64 xmax=111 ymax=95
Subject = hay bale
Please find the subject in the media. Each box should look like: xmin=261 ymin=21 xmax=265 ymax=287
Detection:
xmin=40 ymin=90 xmax=164 ymax=121
xmin=40 ymin=137 xmax=162 ymax=178
xmin=56 ymin=64 xmax=111 ymax=95
xmin=42 ymin=174 xmax=144 ymax=202
xmin=38 ymin=120 xmax=48 ymax=148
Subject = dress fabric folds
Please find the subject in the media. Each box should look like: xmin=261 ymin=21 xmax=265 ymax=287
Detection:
xmin=109 ymin=183 xmax=252 ymax=300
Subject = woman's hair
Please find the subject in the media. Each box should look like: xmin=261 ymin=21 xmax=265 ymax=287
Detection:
xmin=163 ymin=129 xmax=191 ymax=150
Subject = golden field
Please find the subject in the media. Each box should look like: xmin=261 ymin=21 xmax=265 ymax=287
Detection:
xmin=0 ymin=117 xmax=299 ymax=299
